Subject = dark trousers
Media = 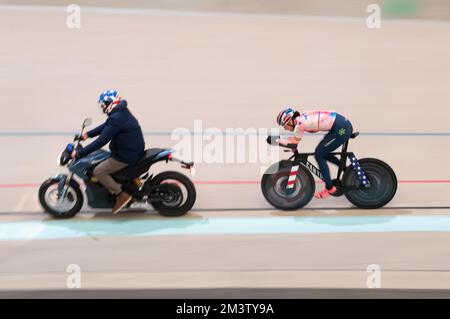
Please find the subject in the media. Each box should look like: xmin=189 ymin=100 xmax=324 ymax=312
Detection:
xmin=315 ymin=114 xmax=353 ymax=189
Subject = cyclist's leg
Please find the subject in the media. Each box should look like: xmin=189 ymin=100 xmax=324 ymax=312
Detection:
xmin=315 ymin=134 xmax=341 ymax=189
xmin=315 ymin=117 xmax=352 ymax=189
xmin=325 ymin=115 xmax=353 ymax=168
xmin=325 ymin=153 xmax=341 ymax=166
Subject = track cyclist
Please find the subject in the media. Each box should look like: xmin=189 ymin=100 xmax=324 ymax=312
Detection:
xmin=273 ymin=108 xmax=354 ymax=199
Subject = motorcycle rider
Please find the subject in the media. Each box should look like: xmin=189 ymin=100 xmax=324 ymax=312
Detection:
xmin=274 ymin=107 xmax=353 ymax=199
xmin=71 ymin=90 xmax=145 ymax=213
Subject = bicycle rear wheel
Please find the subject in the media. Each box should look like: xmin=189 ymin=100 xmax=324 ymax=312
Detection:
xmin=343 ymin=158 xmax=397 ymax=209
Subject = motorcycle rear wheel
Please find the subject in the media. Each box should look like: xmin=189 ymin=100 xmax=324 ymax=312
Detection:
xmin=149 ymin=171 xmax=196 ymax=217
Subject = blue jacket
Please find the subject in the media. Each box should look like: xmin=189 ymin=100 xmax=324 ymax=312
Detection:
xmin=78 ymin=100 xmax=145 ymax=164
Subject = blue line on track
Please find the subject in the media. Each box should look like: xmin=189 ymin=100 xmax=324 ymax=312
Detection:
xmin=0 ymin=215 xmax=450 ymax=241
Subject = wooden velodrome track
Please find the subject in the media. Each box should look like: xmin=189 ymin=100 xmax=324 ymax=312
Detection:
xmin=0 ymin=1 xmax=449 ymax=297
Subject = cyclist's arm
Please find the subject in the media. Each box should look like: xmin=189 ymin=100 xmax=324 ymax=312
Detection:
xmin=278 ymin=123 xmax=304 ymax=146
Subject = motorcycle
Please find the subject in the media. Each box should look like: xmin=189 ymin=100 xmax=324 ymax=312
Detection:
xmin=38 ymin=118 xmax=196 ymax=218
xmin=262 ymin=132 xmax=397 ymax=210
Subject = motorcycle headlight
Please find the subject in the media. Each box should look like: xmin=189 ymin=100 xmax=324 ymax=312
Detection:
xmin=58 ymin=151 xmax=69 ymax=166
xmin=57 ymin=152 xmax=63 ymax=165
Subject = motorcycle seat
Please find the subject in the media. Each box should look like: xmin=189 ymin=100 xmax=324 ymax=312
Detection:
xmin=137 ymin=148 xmax=166 ymax=164
xmin=113 ymin=148 xmax=166 ymax=180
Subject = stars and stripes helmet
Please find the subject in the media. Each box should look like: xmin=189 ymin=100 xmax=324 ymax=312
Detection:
xmin=98 ymin=90 xmax=122 ymax=114
xmin=276 ymin=107 xmax=296 ymax=127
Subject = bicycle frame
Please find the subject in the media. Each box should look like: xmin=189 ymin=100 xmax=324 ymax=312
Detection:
xmin=283 ymin=137 xmax=371 ymax=190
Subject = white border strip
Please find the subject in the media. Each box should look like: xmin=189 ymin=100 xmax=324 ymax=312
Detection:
xmin=0 ymin=4 xmax=450 ymax=26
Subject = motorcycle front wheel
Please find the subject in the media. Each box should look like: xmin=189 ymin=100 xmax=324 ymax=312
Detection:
xmin=38 ymin=178 xmax=83 ymax=218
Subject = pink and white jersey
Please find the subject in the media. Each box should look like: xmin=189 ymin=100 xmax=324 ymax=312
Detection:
xmin=279 ymin=111 xmax=337 ymax=145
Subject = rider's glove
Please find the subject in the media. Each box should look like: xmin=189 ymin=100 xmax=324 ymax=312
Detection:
xmin=74 ymin=133 xmax=88 ymax=141
xmin=266 ymin=136 xmax=280 ymax=145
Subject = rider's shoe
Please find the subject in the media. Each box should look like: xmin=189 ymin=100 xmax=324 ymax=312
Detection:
xmin=314 ymin=186 xmax=337 ymax=199
xmin=112 ymin=191 xmax=132 ymax=214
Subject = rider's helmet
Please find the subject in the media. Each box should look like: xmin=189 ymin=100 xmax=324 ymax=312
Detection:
xmin=276 ymin=107 xmax=296 ymax=127
xmin=98 ymin=90 xmax=121 ymax=114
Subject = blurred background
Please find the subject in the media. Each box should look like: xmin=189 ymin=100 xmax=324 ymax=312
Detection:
xmin=5 ymin=0 xmax=450 ymax=19
xmin=0 ymin=0 xmax=449 ymax=297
